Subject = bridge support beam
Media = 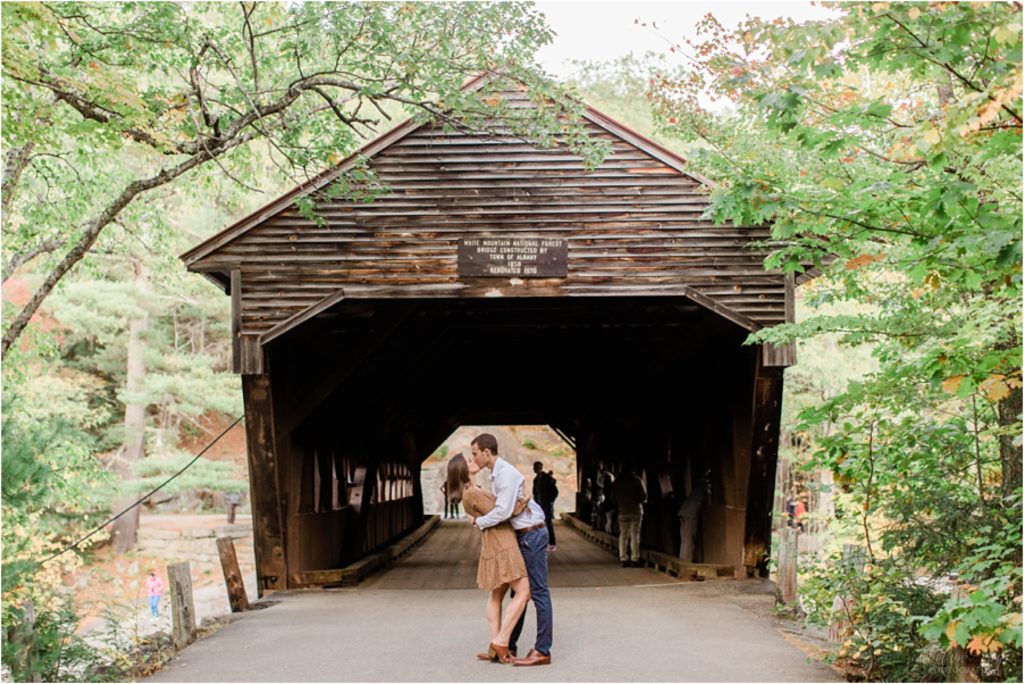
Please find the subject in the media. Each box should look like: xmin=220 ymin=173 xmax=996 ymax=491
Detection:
xmin=742 ymin=360 xmax=785 ymax=577
xmin=242 ymin=373 xmax=288 ymax=595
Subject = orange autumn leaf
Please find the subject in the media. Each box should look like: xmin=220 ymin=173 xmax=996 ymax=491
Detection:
xmin=845 ymin=254 xmax=881 ymax=270
xmin=946 ymin=620 xmax=961 ymax=647
xmin=942 ymin=376 xmax=965 ymax=394
xmin=483 ymin=96 xmax=501 ymax=107
xmin=966 ymin=632 xmax=1003 ymax=655
xmin=979 ymin=375 xmax=1011 ymax=402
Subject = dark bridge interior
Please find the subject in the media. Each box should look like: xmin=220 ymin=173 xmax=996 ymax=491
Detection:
xmin=247 ymin=296 xmax=775 ymax=593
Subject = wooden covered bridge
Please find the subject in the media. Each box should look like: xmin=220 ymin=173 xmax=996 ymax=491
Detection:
xmin=181 ymin=76 xmax=798 ymax=596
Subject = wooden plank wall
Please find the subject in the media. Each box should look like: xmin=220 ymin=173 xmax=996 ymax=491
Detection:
xmin=281 ymin=424 xmax=421 ymax=583
xmin=189 ymin=91 xmax=787 ymax=338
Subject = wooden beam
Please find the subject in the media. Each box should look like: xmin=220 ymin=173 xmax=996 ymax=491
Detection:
xmin=763 ymin=273 xmax=796 ymax=367
xmin=581 ymin=106 xmax=716 ymax=188
xmin=552 ymin=426 xmax=576 ymax=450
xmin=352 ymin=460 xmax=378 ymax=556
xmin=259 ymin=287 xmax=347 ymax=345
xmin=762 ymin=342 xmax=796 ymax=367
xmin=742 ymin=361 xmax=785 ymax=576
xmin=316 ymin=448 xmax=333 ymax=513
xmin=168 ymin=562 xmax=197 ymax=648
xmin=240 ymin=333 xmax=264 ymax=375
xmin=241 ymin=373 xmax=288 ymax=594
xmin=231 ymin=270 xmax=241 ymax=373
xmin=785 ymin=271 xmax=795 ymax=324
xmin=679 ymin=285 xmax=762 ymax=332
xmin=216 ymin=537 xmax=250 ymax=612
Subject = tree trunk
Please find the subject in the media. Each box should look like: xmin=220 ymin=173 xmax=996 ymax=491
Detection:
xmin=110 ymin=258 xmax=150 ymax=553
xmin=997 ymin=381 xmax=1022 ymax=504
xmin=993 ymin=332 xmax=1022 ymax=508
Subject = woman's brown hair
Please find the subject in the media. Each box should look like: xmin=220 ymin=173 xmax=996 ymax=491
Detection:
xmin=446 ymin=452 xmax=470 ymax=504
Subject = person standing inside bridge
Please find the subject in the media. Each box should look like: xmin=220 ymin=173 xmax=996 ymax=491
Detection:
xmin=441 ymin=480 xmax=460 ymax=519
xmin=470 ymin=433 xmax=553 ymax=667
xmin=532 ymin=461 xmax=558 ymax=551
xmin=447 ymin=452 xmax=532 ymax=665
xmin=613 ymin=463 xmax=647 ymax=567
xmin=678 ymin=471 xmax=711 ymax=563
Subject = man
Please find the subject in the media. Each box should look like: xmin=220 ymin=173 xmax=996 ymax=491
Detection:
xmin=470 ymin=433 xmax=553 ymax=667
xmin=441 ymin=480 xmax=460 ymax=519
xmin=678 ymin=472 xmax=711 ymax=562
xmin=532 ymin=461 xmax=558 ymax=551
xmin=612 ymin=464 xmax=647 ymax=567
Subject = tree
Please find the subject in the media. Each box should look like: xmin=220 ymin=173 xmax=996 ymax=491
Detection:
xmin=647 ymin=3 xmax=1021 ymax=679
xmin=1 ymin=1 xmax=606 ymax=358
xmin=45 ymin=217 xmax=245 ymax=550
xmin=109 ymin=257 xmax=148 ymax=552
xmin=1 ymin=381 xmax=117 ymax=681
xmin=567 ymin=52 xmax=689 ymax=151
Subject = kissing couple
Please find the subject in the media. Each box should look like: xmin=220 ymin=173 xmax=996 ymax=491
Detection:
xmin=446 ymin=433 xmax=553 ymax=666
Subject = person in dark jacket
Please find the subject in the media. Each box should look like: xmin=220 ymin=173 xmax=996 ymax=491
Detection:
xmin=678 ymin=472 xmax=711 ymax=562
xmin=532 ymin=461 xmax=558 ymax=550
xmin=612 ymin=464 xmax=647 ymax=567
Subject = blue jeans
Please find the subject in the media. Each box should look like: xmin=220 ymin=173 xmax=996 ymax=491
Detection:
xmin=510 ymin=526 xmax=552 ymax=656
xmin=149 ymin=594 xmax=160 ymax=617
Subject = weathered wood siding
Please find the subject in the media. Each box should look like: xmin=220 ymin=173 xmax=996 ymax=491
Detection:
xmin=187 ymin=94 xmax=786 ymax=338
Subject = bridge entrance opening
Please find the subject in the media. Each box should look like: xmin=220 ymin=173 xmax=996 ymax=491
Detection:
xmin=419 ymin=425 xmax=577 ymax=520
xmin=231 ymin=296 xmax=782 ymax=595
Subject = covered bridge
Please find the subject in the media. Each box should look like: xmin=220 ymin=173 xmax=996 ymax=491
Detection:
xmin=181 ymin=76 xmax=797 ymax=596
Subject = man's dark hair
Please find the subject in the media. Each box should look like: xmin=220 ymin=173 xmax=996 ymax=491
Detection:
xmin=533 ymin=461 xmax=544 ymax=471
xmin=471 ymin=433 xmax=499 ymax=455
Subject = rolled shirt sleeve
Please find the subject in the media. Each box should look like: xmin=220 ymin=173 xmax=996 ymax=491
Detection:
xmin=474 ymin=460 xmax=524 ymax=530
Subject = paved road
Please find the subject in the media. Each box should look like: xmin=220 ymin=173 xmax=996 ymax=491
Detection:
xmin=149 ymin=521 xmax=839 ymax=682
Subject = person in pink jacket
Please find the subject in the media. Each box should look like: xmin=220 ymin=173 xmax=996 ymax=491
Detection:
xmin=146 ymin=570 xmax=165 ymax=617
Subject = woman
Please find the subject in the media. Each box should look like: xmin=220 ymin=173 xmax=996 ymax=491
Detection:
xmin=446 ymin=452 xmax=531 ymax=664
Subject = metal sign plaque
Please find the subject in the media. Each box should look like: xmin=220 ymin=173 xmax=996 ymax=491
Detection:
xmin=457 ymin=238 xmax=568 ymax=278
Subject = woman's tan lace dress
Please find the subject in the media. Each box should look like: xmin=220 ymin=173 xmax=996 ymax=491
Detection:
xmin=461 ymin=487 xmax=528 ymax=591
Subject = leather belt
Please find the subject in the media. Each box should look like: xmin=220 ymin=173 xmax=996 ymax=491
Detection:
xmin=515 ymin=522 xmax=546 ymax=537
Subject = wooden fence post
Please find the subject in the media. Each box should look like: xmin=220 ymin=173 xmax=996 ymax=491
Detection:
xmin=168 ymin=562 xmax=197 ymax=649
xmin=778 ymin=526 xmax=798 ymax=605
xmin=216 ymin=537 xmax=250 ymax=613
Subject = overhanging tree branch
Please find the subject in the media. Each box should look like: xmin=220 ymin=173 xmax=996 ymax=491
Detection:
xmin=2 ymin=237 xmax=66 ymax=284
xmin=1 ymin=129 xmax=256 ymax=359
xmin=1 ymin=142 xmax=36 ymax=231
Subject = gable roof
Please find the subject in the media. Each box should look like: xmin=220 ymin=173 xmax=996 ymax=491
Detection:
xmin=180 ymin=73 xmax=798 ymax=346
xmin=179 ymin=73 xmax=712 ymax=269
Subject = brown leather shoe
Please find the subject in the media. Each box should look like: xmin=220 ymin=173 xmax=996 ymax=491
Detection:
xmin=489 ymin=642 xmax=512 ymax=664
xmin=512 ymin=649 xmax=551 ymax=666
